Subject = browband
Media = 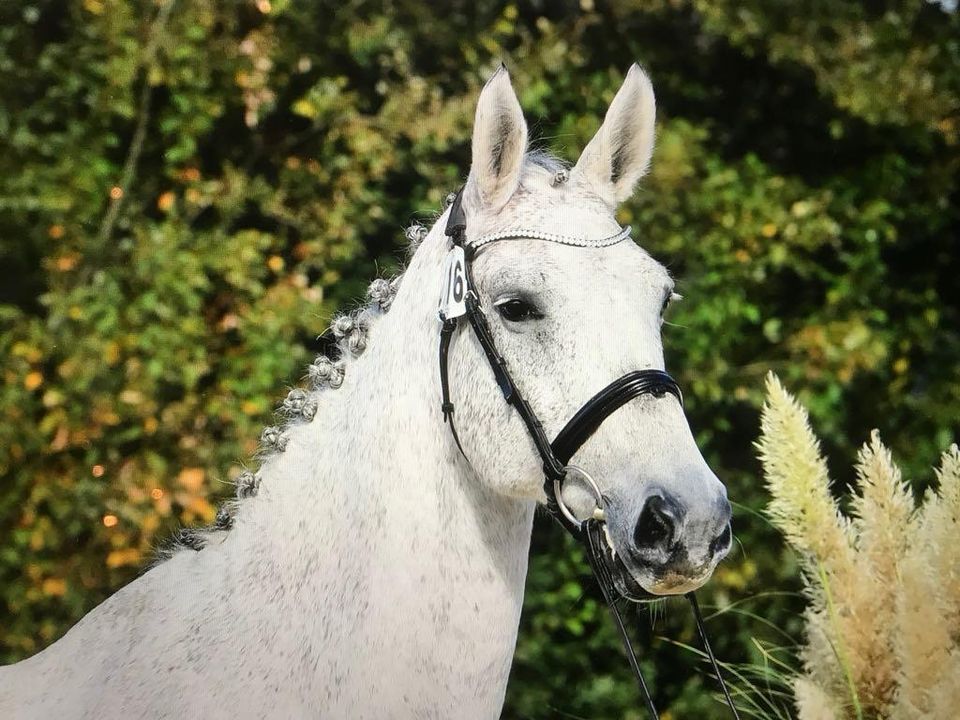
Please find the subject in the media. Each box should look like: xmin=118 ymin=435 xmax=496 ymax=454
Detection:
xmin=469 ymin=225 xmax=632 ymax=250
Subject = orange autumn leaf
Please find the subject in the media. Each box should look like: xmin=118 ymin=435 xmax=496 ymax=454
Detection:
xmin=157 ymin=191 xmax=175 ymax=211
xmin=105 ymin=548 xmax=142 ymax=568
xmin=186 ymin=496 xmax=216 ymax=523
xmin=55 ymin=253 xmax=78 ymax=271
xmin=177 ymin=467 xmax=206 ymax=492
xmin=41 ymin=578 xmax=67 ymax=597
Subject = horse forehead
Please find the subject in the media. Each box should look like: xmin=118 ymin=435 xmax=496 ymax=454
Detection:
xmin=471 ymin=172 xmax=621 ymax=240
xmin=476 ymin=239 xmax=669 ymax=298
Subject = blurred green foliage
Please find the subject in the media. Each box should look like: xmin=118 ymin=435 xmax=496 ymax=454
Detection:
xmin=1 ymin=1 xmax=957 ymax=717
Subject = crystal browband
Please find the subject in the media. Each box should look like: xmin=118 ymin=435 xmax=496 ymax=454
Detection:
xmin=468 ymin=225 xmax=632 ymax=250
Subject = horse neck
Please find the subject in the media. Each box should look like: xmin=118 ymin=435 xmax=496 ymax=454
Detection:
xmin=240 ymin=224 xmax=536 ymax=704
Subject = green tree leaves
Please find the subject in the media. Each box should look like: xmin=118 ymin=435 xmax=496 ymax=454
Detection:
xmin=1 ymin=1 xmax=957 ymax=717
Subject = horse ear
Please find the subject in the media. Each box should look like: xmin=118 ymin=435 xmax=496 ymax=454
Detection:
xmin=465 ymin=64 xmax=528 ymax=212
xmin=573 ymin=64 xmax=656 ymax=207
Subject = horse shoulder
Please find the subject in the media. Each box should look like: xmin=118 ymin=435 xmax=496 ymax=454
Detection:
xmin=3 ymin=547 xmax=252 ymax=717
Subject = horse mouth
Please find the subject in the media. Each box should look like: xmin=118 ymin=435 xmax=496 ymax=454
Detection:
xmin=586 ymin=522 xmax=712 ymax=600
xmin=586 ymin=522 xmax=655 ymax=602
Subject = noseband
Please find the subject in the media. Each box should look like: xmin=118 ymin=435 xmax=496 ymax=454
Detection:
xmin=436 ymin=189 xmax=739 ymax=719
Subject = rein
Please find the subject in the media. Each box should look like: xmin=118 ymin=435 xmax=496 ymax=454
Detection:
xmin=436 ymin=189 xmax=740 ymax=719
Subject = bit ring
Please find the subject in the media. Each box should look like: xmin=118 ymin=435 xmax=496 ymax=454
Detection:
xmin=553 ymin=465 xmax=605 ymax=530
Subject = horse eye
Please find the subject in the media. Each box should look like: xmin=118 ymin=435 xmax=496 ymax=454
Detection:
xmin=495 ymin=298 xmax=543 ymax=322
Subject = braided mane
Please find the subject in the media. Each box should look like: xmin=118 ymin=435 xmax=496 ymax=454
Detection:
xmin=153 ymin=151 xmax=567 ymax=563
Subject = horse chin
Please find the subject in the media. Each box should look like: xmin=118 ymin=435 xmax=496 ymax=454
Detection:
xmin=609 ymin=559 xmax=657 ymax=603
xmin=642 ymin=570 xmax=714 ymax=597
xmin=613 ymin=554 xmax=712 ymax=600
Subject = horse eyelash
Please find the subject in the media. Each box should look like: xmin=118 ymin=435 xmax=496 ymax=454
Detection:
xmin=661 ymin=291 xmax=681 ymax=315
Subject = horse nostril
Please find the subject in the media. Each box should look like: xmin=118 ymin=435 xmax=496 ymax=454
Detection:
xmin=709 ymin=524 xmax=732 ymax=557
xmin=633 ymin=494 xmax=679 ymax=552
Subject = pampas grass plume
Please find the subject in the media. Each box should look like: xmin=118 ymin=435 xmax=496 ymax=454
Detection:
xmin=757 ymin=373 xmax=854 ymax=570
xmin=757 ymin=374 xmax=958 ymax=720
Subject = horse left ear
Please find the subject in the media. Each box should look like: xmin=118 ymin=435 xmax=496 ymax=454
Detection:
xmin=573 ymin=64 xmax=656 ymax=207
xmin=465 ymin=64 xmax=528 ymax=212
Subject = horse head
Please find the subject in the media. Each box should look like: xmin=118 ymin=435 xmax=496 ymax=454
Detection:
xmin=435 ymin=65 xmax=732 ymax=598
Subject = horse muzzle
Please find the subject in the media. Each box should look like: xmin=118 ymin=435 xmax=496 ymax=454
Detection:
xmin=607 ymin=486 xmax=733 ymax=597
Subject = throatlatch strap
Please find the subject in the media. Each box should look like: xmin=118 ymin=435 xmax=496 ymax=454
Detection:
xmin=439 ymin=318 xmax=467 ymax=459
xmin=439 ymin=319 xmax=457 ymax=420
xmin=437 ymin=189 xmax=470 ymax=461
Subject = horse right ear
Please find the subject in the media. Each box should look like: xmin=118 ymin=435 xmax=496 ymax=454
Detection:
xmin=465 ymin=64 xmax=528 ymax=213
xmin=573 ymin=64 xmax=656 ymax=207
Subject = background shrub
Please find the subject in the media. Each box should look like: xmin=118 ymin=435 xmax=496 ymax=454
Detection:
xmin=1 ymin=1 xmax=957 ymax=717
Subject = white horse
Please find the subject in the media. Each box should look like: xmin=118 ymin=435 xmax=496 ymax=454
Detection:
xmin=0 ymin=64 xmax=731 ymax=719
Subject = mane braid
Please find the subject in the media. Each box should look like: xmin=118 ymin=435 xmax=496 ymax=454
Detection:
xmin=151 ymin=151 xmax=566 ymax=565
xmin=149 ymin=267 xmax=404 ymax=564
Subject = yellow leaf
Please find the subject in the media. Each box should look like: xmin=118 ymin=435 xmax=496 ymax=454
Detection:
xmin=12 ymin=342 xmax=42 ymax=362
xmin=292 ymin=98 xmax=317 ymax=119
xmin=24 ymin=371 xmax=43 ymax=391
xmin=50 ymin=426 xmax=70 ymax=451
xmin=187 ymin=496 xmax=215 ymax=523
xmin=177 ymin=467 xmax=206 ymax=492
xmin=106 ymin=548 xmax=142 ymax=568
xmin=42 ymin=389 xmax=64 ymax=407
xmin=157 ymin=191 xmax=175 ymax=212
xmin=142 ymin=513 xmax=161 ymax=534
xmin=41 ymin=578 xmax=67 ymax=597
xmin=29 ymin=530 xmax=45 ymax=551
xmin=55 ymin=253 xmax=78 ymax=271
xmin=120 ymin=389 xmax=143 ymax=405
xmin=104 ymin=341 xmax=121 ymax=365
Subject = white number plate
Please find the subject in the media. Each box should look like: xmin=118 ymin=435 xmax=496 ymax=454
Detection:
xmin=439 ymin=246 xmax=469 ymax=320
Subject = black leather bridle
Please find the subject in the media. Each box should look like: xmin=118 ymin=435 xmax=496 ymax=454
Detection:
xmin=436 ymin=189 xmax=740 ymax=719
